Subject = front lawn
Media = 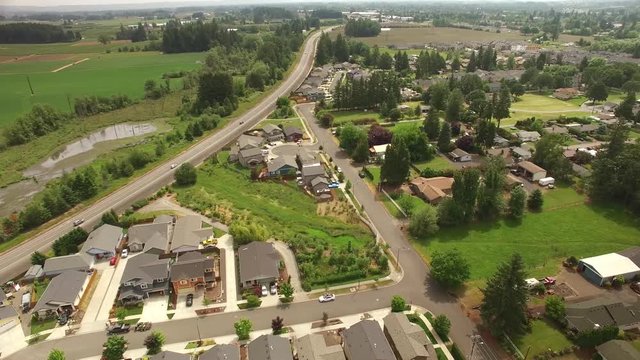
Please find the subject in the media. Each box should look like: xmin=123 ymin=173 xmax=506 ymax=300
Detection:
xmin=31 ymin=318 xmax=57 ymax=335
xmin=515 ymin=320 xmax=573 ymax=358
xmin=411 ymin=188 xmax=640 ymax=280
xmin=114 ymin=303 xmax=144 ymax=318
xmin=259 ymin=117 xmax=305 ymax=131
xmin=365 ymin=165 xmax=381 ymax=184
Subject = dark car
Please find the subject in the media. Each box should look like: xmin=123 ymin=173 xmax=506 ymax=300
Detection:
xmin=186 ymin=294 xmax=194 ymax=307
xmin=58 ymin=314 xmax=68 ymax=326
xmin=106 ymin=323 xmax=130 ymax=335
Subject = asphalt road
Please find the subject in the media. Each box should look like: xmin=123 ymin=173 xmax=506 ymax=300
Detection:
xmin=0 ymin=30 xmax=323 ymax=285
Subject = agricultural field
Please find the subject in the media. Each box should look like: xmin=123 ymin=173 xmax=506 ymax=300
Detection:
xmin=0 ymin=51 xmax=204 ymax=126
xmin=411 ymin=186 xmax=640 ymax=281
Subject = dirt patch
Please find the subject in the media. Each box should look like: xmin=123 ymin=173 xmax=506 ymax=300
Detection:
xmin=0 ymin=54 xmax=80 ymax=64
xmin=317 ymin=198 xmax=360 ymax=224
xmin=71 ymin=39 xmax=131 ymax=47
xmin=311 ymin=318 xmax=343 ymax=329
xmin=51 ymin=57 xmax=90 ymax=73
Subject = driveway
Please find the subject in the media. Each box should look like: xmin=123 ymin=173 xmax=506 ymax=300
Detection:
xmin=139 ymin=296 xmax=168 ymax=323
xmin=270 ymin=240 xmax=305 ymax=298
xmin=217 ymin=234 xmax=238 ymax=311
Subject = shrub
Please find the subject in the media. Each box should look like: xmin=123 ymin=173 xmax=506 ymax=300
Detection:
xmin=433 ymin=314 xmax=451 ymax=340
xmin=391 ymin=295 xmax=406 ymax=312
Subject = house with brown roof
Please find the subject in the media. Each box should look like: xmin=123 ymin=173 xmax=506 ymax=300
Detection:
xmin=383 ymin=313 xmax=431 ymax=360
xmin=517 ymin=161 xmax=547 ymax=182
xmin=409 ymin=177 xmax=454 ymax=204
xmin=170 ymin=252 xmax=217 ymax=295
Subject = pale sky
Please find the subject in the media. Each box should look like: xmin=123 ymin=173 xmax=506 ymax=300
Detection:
xmin=3 ymin=0 xmax=216 ymax=7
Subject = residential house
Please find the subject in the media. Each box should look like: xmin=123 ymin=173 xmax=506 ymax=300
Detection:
xmin=43 ymin=253 xmax=93 ymax=277
xmin=32 ymin=270 xmax=88 ymax=318
xmin=267 ymin=156 xmax=298 ymax=177
xmin=263 ymin=124 xmax=285 ymax=142
xmin=249 ymin=334 xmax=293 ymax=360
xmin=80 ymin=224 xmax=123 ymax=260
xmin=543 ymin=125 xmax=569 ymax=135
xmin=0 ymin=305 xmax=18 ymax=334
xmin=575 ymin=124 xmax=599 ymax=134
xmin=577 ymin=252 xmax=640 ymax=286
xmin=511 ymin=146 xmax=532 ymax=161
xmin=230 ymin=134 xmax=264 ymax=162
xmin=171 ymin=252 xmax=216 ymax=295
xmin=487 ymin=148 xmax=514 ymax=165
xmin=284 ymin=126 xmax=304 ymax=142
xmin=563 ymin=149 xmax=577 ymax=160
xmin=238 ymin=147 xmax=265 ymax=167
xmin=506 ymin=173 xmax=524 ymax=189
xmin=566 ymin=298 xmax=640 ymax=333
xmin=238 ymin=241 xmax=280 ymax=288
xmin=409 ymin=177 xmax=454 ymax=204
xmin=517 ymin=130 xmax=541 ymax=142
xmin=127 ymin=222 xmax=170 ymax=254
xmin=369 ymin=144 xmax=390 ymax=161
xmin=553 ymin=88 xmax=580 ymax=100
xmin=517 ymin=161 xmax=547 ymax=182
xmin=296 ymin=333 xmax=346 ymax=360
xmin=302 ymin=163 xmax=327 ymax=186
xmin=170 ymin=216 xmax=213 ymax=254
xmin=22 ymin=264 xmax=44 ymax=283
xmin=383 ymin=313 xmax=431 ymax=360
xmin=199 ymin=344 xmax=240 ymax=360
xmin=493 ymin=135 xmax=510 ymax=148
xmin=448 ymin=148 xmax=472 ymax=162
xmin=311 ymin=177 xmax=330 ymax=196
xmin=118 ymin=253 xmax=170 ymax=305
xmin=596 ymin=340 xmax=640 ymax=360
xmin=343 ymin=320 xmax=396 ymax=360
xmin=150 ymin=351 xmax=191 ymax=360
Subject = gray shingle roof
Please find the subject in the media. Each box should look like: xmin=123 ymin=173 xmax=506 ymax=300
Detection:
xmin=238 ymin=134 xmax=263 ymax=150
xmin=171 ymin=252 xmax=214 ymax=281
xmin=0 ymin=305 xmax=18 ymax=321
xmin=343 ymin=320 xmax=395 ymax=360
xmin=383 ymin=313 xmax=429 ymax=360
xmin=120 ymin=253 xmax=169 ymax=285
xmin=284 ymin=126 xmax=304 ymax=137
xmin=33 ymin=270 xmax=88 ymax=312
xmin=23 ymin=264 xmax=44 ymax=281
xmin=238 ymin=242 xmax=280 ymax=284
xmin=149 ymin=351 xmax=191 ymax=360
xmin=154 ymin=215 xmax=174 ymax=224
xmin=248 ymin=334 xmax=293 ymax=360
xmin=267 ymin=156 xmax=297 ymax=173
xmin=263 ymin=124 xmax=283 ymax=136
xmin=199 ymin=344 xmax=240 ymax=360
xmin=43 ymin=253 xmax=92 ymax=276
xmin=566 ymin=298 xmax=640 ymax=332
xmin=597 ymin=340 xmax=640 ymax=360
xmin=296 ymin=333 xmax=345 ymax=360
xmin=239 ymin=147 xmax=264 ymax=158
xmin=170 ymin=216 xmax=212 ymax=252
xmin=311 ymin=177 xmax=329 ymax=187
xmin=128 ymin=222 xmax=169 ymax=253
xmin=80 ymin=224 xmax=122 ymax=255
xmin=302 ymin=164 xmax=325 ymax=178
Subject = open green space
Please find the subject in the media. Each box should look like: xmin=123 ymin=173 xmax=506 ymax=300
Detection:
xmin=331 ymin=109 xmax=381 ymax=125
xmin=515 ymin=320 xmax=573 ymax=358
xmin=413 ymin=156 xmax=455 ymax=172
xmin=0 ymin=51 xmax=204 ymax=125
xmin=411 ymin=187 xmax=640 ymax=280
xmin=115 ymin=303 xmax=144 ymax=317
xmin=502 ymin=94 xmax=590 ymax=126
xmin=258 ymin=117 xmax=305 ymax=131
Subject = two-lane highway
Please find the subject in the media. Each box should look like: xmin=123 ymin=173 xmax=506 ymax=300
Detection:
xmin=0 ymin=30 xmax=323 ymax=284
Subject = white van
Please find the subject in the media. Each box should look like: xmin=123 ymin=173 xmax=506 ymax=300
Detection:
xmin=538 ymin=177 xmax=555 ymax=187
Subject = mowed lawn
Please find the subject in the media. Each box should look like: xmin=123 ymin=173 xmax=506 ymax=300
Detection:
xmin=0 ymin=51 xmax=204 ymax=126
xmin=413 ymin=156 xmax=454 ymax=172
xmin=516 ymin=320 xmax=574 ymax=357
xmin=411 ymin=187 xmax=640 ymax=280
xmin=503 ymin=94 xmax=590 ymax=126
xmin=331 ymin=110 xmax=381 ymax=125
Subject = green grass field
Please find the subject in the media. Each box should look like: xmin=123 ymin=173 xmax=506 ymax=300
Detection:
xmin=411 ymin=187 xmax=640 ymax=280
xmin=413 ymin=156 xmax=455 ymax=172
xmin=516 ymin=320 xmax=574 ymax=358
xmin=0 ymin=51 xmax=204 ymax=125
xmin=258 ymin=117 xmax=305 ymax=130
xmin=502 ymin=94 xmax=591 ymax=126
xmin=331 ymin=109 xmax=381 ymax=125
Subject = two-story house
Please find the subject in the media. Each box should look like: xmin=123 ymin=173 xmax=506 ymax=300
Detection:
xmin=262 ymin=124 xmax=285 ymax=142
xmin=170 ymin=252 xmax=217 ymax=295
xmin=118 ymin=253 xmax=170 ymax=305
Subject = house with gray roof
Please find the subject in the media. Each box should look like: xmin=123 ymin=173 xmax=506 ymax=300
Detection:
xmin=343 ymin=320 xmax=395 ymax=360
xmin=43 ymin=253 xmax=93 ymax=277
xmin=238 ymin=241 xmax=280 ymax=288
xmin=597 ymin=339 xmax=640 ymax=360
xmin=128 ymin=222 xmax=170 ymax=254
xmin=262 ymin=124 xmax=285 ymax=142
xmin=154 ymin=215 xmax=174 ymax=224
xmin=118 ymin=253 xmax=170 ymax=305
xmin=170 ymin=216 xmax=213 ymax=254
xmin=383 ymin=313 xmax=430 ymax=360
xmin=199 ymin=344 xmax=240 ymax=360
xmin=511 ymin=146 xmax=532 ymax=161
xmin=302 ymin=163 xmax=326 ymax=186
xmin=493 ymin=135 xmax=510 ymax=148
xmin=296 ymin=333 xmax=346 ymax=360
xmin=239 ymin=147 xmax=265 ymax=167
xmin=23 ymin=264 xmax=44 ymax=282
xmin=170 ymin=251 xmax=216 ymax=295
xmin=249 ymin=334 xmax=293 ymax=360
xmin=237 ymin=134 xmax=264 ymax=151
xmin=566 ymin=298 xmax=640 ymax=333
xmin=284 ymin=126 xmax=304 ymax=142
xmin=311 ymin=177 xmax=330 ymax=196
xmin=267 ymin=156 xmax=298 ymax=177
xmin=150 ymin=350 xmax=191 ymax=360
xmin=33 ymin=270 xmax=88 ymax=317
xmin=80 ymin=224 xmax=123 ymax=259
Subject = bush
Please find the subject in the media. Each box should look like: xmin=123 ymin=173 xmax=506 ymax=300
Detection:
xmin=433 ymin=314 xmax=451 ymax=340
xmin=391 ymin=295 xmax=406 ymax=312
xmin=450 ymin=343 xmax=465 ymax=360
xmin=245 ymin=295 xmax=261 ymax=308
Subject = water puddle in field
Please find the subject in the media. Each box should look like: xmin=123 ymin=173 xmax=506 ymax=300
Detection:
xmin=0 ymin=123 xmax=157 ymax=216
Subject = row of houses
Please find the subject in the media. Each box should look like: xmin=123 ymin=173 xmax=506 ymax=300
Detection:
xmin=230 ymin=127 xmax=304 ymax=169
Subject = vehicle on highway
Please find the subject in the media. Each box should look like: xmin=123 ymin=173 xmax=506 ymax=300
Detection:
xmin=170 ymin=163 xmax=178 ymax=169
xmin=186 ymin=294 xmax=194 ymax=307
xmin=318 ymin=293 xmax=336 ymax=303
xmin=73 ymin=219 xmax=85 ymax=226
xmin=261 ymin=285 xmax=268 ymax=297
xmin=121 ymin=249 xmax=128 ymax=258
xmin=106 ymin=323 xmax=130 ymax=334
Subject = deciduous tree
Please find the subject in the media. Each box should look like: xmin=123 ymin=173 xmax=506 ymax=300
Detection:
xmin=234 ymin=318 xmax=252 ymax=340
xmin=144 ymin=331 xmax=165 ymax=355
xmin=408 ymin=205 xmax=439 ymax=238
xmin=433 ymin=315 xmax=451 ymax=340
xmin=31 ymin=251 xmax=47 ymax=266
xmin=423 ymin=111 xmax=440 ymax=141
xmin=391 ymin=295 xmax=406 ymax=312
xmin=508 ymin=187 xmax=526 ymax=219
xmin=174 ymin=163 xmax=197 ymax=186
xmin=445 ymin=89 xmax=464 ymax=122
xmin=103 ymin=336 xmax=128 ymax=360
xmin=48 ymin=349 xmax=66 ymax=360
xmin=380 ymin=136 xmax=410 ymax=185
xmin=430 ymin=249 xmax=470 ymax=289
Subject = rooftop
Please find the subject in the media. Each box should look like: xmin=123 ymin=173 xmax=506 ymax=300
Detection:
xmin=43 ymin=253 xmax=92 ymax=275
xmin=33 ymin=270 xmax=87 ymax=312
xmin=597 ymin=340 xmax=640 ymax=360
xmin=199 ymin=344 xmax=240 ymax=360
xmin=238 ymin=241 xmax=280 ymax=284
xmin=128 ymin=222 xmax=169 ymax=253
xmin=383 ymin=313 xmax=429 ymax=360
xmin=170 ymin=216 xmax=213 ymax=252
xmin=296 ymin=333 xmax=346 ymax=360
xmin=343 ymin=320 xmax=395 ymax=360
xmin=248 ymin=334 xmax=293 ymax=360
xmin=410 ymin=177 xmax=454 ymax=202
xmin=580 ymin=253 xmax=640 ymax=279
xmin=517 ymin=161 xmax=545 ymax=174
xmin=80 ymin=224 xmax=122 ymax=253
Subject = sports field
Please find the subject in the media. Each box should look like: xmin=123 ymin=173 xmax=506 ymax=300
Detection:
xmin=0 ymin=51 xmax=204 ymax=126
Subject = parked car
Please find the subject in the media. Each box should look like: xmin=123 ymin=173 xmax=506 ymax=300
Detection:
xmin=358 ymin=171 xmax=366 ymax=178
xmin=121 ymin=249 xmax=129 ymax=258
xmin=58 ymin=313 xmax=68 ymax=326
xmin=328 ymin=182 xmax=340 ymax=189
xmin=170 ymin=163 xmax=178 ymax=169
xmin=186 ymin=294 xmax=193 ymax=307
xmin=106 ymin=323 xmax=130 ymax=335
xmin=261 ymin=285 xmax=268 ymax=297
xmin=542 ymin=276 xmax=556 ymax=286
xmin=270 ymin=283 xmax=277 ymax=295
xmin=336 ymin=167 xmax=342 ymax=173
xmin=201 ymin=238 xmax=217 ymax=247
xmin=318 ymin=293 xmax=336 ymax=303
xmin=109 ymin=256 xmax=117 ymax=266
xmin=73 ymin=219 xmax=85 ymax=226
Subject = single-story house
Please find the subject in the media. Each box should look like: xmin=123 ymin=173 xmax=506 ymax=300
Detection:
xmin=284 ymin=126 xmax=304 ymax=142
xmin=487 ymin=148 xmax=514 ymax=165
xmin=267 ymin=156 xmax=298 ymax=177
xmin=577 ymin=253 xmax=640 ymax=286
xmin=448 ymin=148 xmax=472 ymax=162
xmin=383 ymin=313 xmax=430 ymax=360
xmin=576 ymin=124 xmax=599 ymax=134
xmin=169 ymin=215 xmax=213 ymax=254
xmin=511 ymin=146 xmax=532 ymax=160
xmin=200 ymin=344 xmax=240 ymax=360
xmin=238 ymin=147 xmax=264 ymax=168
xmin=238 ymin=241 xmax=280 ymax=288
xmin=171 ymin=251 xmax=216 ymax=295
xmin=369 ymin=144 xmax=390 ymax=161
xmin=493 ymin=135 xmax=510 ymax=148
xmin=553 ymin=87 xmax=580 ymax=100
xmin=149 ymin=351 xmax=191 ymax=360
xmin=249 ymin=334 xmax=293 ymax=360
xmin=409 ymin=177 xmax=454 ymax=204
xmin=311 ymin=176 xmax=330 ymax=195
xmin=128 ymin=222 xmax=170 ymax=254
xmin=343 ymin=320 xmax=395 ymax=360
xmin=566 ymin=298 xmax=640 ymax=333
xmin=544 ymin=125 xmax=569 ymax=135
xmin=517 ymin=130 xmax=541 ymax=142
xmin=302 ymin=163 xmax=326 ymax=186
xmin=517 ymin=161 xmax=547 ymax=182
xmin=80 ymin=224 xmax=123 ymax=259
xmin=33 ymin=270 xmax=89 ymax=318
xmin=118 ymin=252 xmax=170 ymax=305
xmin=296 ymin=333 xmax=345 ymax=360
xmin=22 ymin=264 xmax=44 ymax=283
xmin=506 ymin=173 xmax=524 ymax=189
xmin=43 ymin=253 xmax=93 ymax=277
xmin=596 ymin=340 xmax=640 ymax=360
xmin=0 ymin=303 xmax=19 ymax=334
xmin=262 ymin=124 xmax=285 ymax=142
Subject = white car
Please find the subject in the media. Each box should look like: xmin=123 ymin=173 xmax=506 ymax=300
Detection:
xmin=318 ymin=293 xmax=336 ymax=303
xmin=170 ymin=164 xmax=178 ymax=169
xmin=73 ymin=219 xmax=85 ymax=226
xmin=270 ymin=284 xmax=277 ymax=295
xmin=261 ymin=285 xmax=268 ymax=297
xmin=121 ymin=249 xmax=129 ymax=258
xmin=336 ymin=167 xmax=342 ymax=173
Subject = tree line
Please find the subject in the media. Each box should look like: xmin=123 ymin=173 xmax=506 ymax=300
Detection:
xmin=74 ymin=95 xmax=134 ymax=117
xmin=115 ymin=23 xmax=148 ymax=43
xmin=0 ymin=23 xmax=81 ymax=44
xmin=332 ymin=71 xmax=401 ymax=112
xmin=161 ymin=19 xmax=240 ymax=53
xmin=344 ymin=19 xmax=381 ymax=37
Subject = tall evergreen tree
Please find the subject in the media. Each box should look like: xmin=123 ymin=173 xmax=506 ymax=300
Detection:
xmin=467 ymin=51 xmax=477 ymax=73
xmin=452 ymin=169 xmax=480 ymax=223
xmin=494 ymin=84 xmax=512 ymax=128
xmin=437 ymin=122 xmax=452 ymax=152
xmin=445 ymin=89 xmax=464 ymax=122
xmin=424 ymin=111 xmax=441 ymax=141
xmin=380 ymin=136 xmax=411 ymax=185
xmin=333 ymin=33 xmax=349 ymax=62
xmin=476 ymin=157 xmax=506 ymax=220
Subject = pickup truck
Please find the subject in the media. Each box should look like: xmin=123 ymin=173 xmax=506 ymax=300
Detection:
xmin=106 ymin=323 xmax=131 ymax=335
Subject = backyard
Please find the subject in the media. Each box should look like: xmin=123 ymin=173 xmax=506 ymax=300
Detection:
xmin=503 ymin=94 xmax=590 ymax=126
xmin=515 ymin=320 xmax=574 ymax=358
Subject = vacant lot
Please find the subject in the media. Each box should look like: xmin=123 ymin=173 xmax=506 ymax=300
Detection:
xmin=0 ymin=51 xmax=203 ymax=126
xmin=411 ymin=187 xmax=640 ymax=280
xmin=331 ymin=109 xmax=381 ymax=125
